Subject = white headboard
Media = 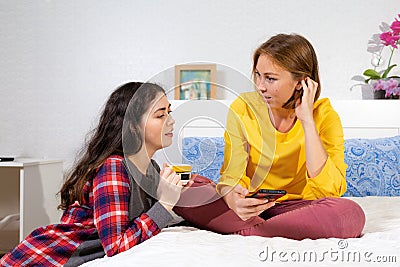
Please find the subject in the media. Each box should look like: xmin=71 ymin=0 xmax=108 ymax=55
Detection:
xmin=155 ymin=99 xmax=400 ymax=165
xmin=330 ymin=100 xmax=400 ymax=139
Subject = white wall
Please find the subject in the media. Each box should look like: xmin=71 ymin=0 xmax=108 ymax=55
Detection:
xmin=1 ymin=0 xmax=399 ymax=170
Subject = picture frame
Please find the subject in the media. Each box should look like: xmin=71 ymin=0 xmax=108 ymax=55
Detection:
xmin=174 ymin=64 xmax=216 ymax=100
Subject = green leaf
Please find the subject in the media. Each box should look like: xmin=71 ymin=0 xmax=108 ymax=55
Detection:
xmin=382 ymin=64 xmax=397 ymax=78
xmin=363 ymin=69 xmax=381 ymax=79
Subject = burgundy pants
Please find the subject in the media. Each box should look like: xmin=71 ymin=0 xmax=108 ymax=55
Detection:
xmin=174 ymin=175 xmax=366 ymax=240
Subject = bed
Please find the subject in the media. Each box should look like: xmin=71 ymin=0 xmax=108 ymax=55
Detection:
xmin=83 ymin=197 xmax=400 ymax=267
xmin=81 ymin=100 xmax=400 ymax=267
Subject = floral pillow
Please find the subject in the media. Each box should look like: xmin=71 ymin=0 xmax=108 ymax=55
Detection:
xmin=182 ymin=137 xmax=224 ymax=183
xmin=182 ymin=135 xmax=400 ymax=197
xmin=343 ymin=135 xmax=400 ymax=197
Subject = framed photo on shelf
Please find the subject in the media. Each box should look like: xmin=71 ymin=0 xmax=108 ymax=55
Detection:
xmin=174 ymin=64 xmax=216 ymax=100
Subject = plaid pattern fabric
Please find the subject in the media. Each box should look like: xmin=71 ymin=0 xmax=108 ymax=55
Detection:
xmin=0 ymin=156 xmax=160 ymax=266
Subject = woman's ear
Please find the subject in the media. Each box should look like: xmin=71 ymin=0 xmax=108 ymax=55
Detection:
xmin=295 ymin=81 xmax=303 ymax=90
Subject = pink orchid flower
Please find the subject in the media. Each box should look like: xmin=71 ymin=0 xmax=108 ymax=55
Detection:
xmin=387 ymin=78 xmax=399 ymax=89
xmin=380 ymin=31 xmax=400 ymax=48
xmin=391 ymin=20 xmax=400 ymax=35
xmin=391 ymin=15 xmax=400 ymax=35
xmin=394 ymin=86 xmax=400 ymax=96
xmin=372 ymin=79 xmax=385 ymax=91
xmin=373 ymin=79 xmax=399 ymax=97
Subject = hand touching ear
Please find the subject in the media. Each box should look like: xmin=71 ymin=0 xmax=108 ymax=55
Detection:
xmin=295 ymin=77 xmax=318 ymax=124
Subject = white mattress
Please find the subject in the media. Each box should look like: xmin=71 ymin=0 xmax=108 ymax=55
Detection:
xmin=81 ymin=197 xmax=400 ymax=267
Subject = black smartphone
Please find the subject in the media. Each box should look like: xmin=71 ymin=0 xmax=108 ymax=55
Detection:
xmin=247 ymin=189 xmax=287 ymax=201
xmin=0 ymin=157 xmax=14 ymax=162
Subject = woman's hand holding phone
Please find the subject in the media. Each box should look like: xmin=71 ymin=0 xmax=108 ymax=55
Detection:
xmin=221 ymin=184 xmax=275 ymax=221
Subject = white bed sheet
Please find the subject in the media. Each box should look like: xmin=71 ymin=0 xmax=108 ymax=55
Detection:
xmin=81 ymin=197 xmax=400 ymax=267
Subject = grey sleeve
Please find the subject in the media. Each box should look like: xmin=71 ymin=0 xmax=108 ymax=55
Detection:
xmin=146 ymin=201 xmax=173 ymax=229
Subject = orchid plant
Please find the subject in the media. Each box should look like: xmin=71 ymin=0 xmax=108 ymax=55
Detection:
xmin=363 ymin=13 xmax=400 ymax=88
xmin=351 ymin=13 xmax=400 ymax=98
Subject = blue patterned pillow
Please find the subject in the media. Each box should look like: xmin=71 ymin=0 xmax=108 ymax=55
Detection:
xmin=182 ymin=136 xmax=400 ymax=196
xmin=182 ymin=137 xmax=225 ymax=183
xmin=343 ymin=135 xmax=400 ymax=197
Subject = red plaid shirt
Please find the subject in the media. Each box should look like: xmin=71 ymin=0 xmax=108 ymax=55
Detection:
xmin=0 ymin=155 xmax=161 ymax=266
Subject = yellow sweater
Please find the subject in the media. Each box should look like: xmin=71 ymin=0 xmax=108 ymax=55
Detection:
xmin=217 ymin=92 xmax=347 ymax=201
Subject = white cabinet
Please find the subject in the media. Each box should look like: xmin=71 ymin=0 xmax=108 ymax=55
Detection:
xmin=0 ymin=158 xmax=63 ymax=253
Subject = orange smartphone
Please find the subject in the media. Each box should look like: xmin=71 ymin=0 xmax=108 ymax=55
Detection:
xmin=247 ymin=189 xmax=286 ymax=201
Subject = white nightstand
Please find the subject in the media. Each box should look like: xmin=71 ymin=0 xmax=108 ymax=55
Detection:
xmin=0 ymin=158 xmax=63 ymax=253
